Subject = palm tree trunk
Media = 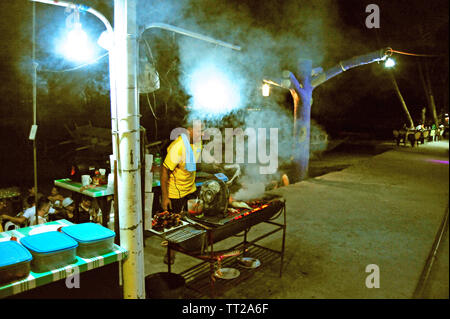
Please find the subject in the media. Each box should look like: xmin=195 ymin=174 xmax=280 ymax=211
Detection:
xmin=418 ymin=61 xmax=439 ymax=127
xmin=389 ymin=71 xmax=414 ymax=129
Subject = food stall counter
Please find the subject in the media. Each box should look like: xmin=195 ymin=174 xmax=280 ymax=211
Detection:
xmin=0 ymin=219 xmax=127 ymax=299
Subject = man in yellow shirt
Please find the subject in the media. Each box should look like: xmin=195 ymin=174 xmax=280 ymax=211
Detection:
xmin=161 ymin=124 xmax=202 ymax=213
xmin=161 ymin=123 xmax=202 ymax=264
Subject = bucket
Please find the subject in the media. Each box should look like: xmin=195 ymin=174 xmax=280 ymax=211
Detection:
xmin=187 ymin=199 xmax=203 ymax=218
xmin=145 ymin=272 xmax=186 ymax=299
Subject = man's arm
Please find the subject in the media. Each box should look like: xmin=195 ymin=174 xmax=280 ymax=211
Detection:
xmin=161 ymin=165 xmax=172 ymax=211
xmin=1 ymin=214 xmax=27 ymax=225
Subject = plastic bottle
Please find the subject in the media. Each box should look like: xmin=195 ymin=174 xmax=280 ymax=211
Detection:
xmin=153 ymin=153 xmax=161 ymax=181
xmin=154 ymin=153 xmax=162 ymax=166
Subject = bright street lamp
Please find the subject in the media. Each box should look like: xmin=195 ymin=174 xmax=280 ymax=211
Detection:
xmin=262 ymin=83 xmax=270 ymax=97
xmin=60 ymin=22 xmax=94 ymax=62
xmin=385 ymin=57 xmax=396 ymax=68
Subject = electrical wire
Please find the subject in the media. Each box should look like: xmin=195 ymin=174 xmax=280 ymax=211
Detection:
xmin=143 ymin=38 xmax=155 ymax=62
xmin=171 ymin=171 xmax=182 ymax=205
xmin=387 ymin=48 xmax=443 ymax=58
xmin=146 ymin=93 xmax=159 ymax=119
xmin=39 ymin=52 xmax=109 ymax=72
xmin=142 ymin=37 xmax=163 ymax=126
xmin=154 ymin=115 xmax=158 ymax=140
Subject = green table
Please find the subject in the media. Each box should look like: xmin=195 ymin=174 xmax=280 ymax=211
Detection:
xmin=0 ymin=219 xmax=128 ymax=299
xmin=54 ymin=178 xmax=113 ymax=198
xmin=54 ymin=179 xmax=115 ymax=229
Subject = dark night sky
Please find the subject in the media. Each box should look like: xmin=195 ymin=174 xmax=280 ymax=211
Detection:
xmin=0 ymin=0 xmax=448 ymax=185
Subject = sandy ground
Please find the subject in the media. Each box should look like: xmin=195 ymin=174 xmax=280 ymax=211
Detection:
xmin=143 ymin=140 xmax=449 ymax=299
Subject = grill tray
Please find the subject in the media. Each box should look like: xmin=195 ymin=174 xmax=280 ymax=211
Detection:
xmin=165 ymin=225 xmax=206 ymax=251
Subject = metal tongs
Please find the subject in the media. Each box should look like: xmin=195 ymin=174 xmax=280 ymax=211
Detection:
xmin=184 ymin=216 xmax=213 ymax=231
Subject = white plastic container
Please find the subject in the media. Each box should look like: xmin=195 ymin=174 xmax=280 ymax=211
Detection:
xmin=0 ymin=241 xmax=32 ymax=284
xmin=20 ymin=232 xmax=78 ymax=273
xmin=61 ymin=223 xmax=116 ymax=258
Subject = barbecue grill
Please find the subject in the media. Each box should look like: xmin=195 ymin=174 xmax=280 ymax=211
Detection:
xmin=166 ymin=195 xmax=284 ymax=252
xmin=163 ymin=194 xmax=286 ymax=298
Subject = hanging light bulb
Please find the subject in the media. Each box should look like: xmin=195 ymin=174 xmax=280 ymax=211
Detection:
xmin=61 ymin=22 xmax=94 ymax=62
xmin=384 ymin=58 xmax=396 ymax=68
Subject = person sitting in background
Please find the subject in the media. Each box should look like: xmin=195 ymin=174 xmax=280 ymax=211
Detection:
xmin=22 ymin=186 xmax=43 ymax=210
xmin=0 ymin=199 xmax=7 ymax=217
xmin=1 ymin=197 xmax=51 ymax=227
xmin=48 ymin=187 xmax=64 ymax=209
xmin=28 ymin=198 xmax=51 ymax=225
xmin=47 ymin=196 xmax=69 ymax=222
xmin=78 ymin=197 xmax=94 ymax=224
xmin=0 ymin=199 xmax=7 ymax=231
xmin=61 ymin=197 xmax=77 ymax=223
xmin=89 ymin=200 xmax=102 ymax=224
xmin=1 ymin=196 xmax=36 ymax=227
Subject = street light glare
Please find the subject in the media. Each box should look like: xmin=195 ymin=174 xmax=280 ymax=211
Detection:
xmin=262 ymin=83 xmax=270 ymax=97
xmin=188 ymin=63 xmax=241 ymax=118
xmin=385 ymin=58 xmax=396 ymax=68
xmin=61 ymin=23 xmax=94 ymax=62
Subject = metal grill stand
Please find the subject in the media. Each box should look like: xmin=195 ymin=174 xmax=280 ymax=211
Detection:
xmin=166 ymin=200 xmax=286 ymax=298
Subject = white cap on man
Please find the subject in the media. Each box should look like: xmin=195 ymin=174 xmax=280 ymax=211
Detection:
xmin=62 ymin=197 xmax=74 ymax=208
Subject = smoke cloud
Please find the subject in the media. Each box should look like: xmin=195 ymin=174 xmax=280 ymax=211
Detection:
xmin=14 ymin=0 xmax=340 ymax=160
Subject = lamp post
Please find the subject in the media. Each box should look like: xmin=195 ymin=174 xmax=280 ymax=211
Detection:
xmin=31 ymin=2 xmax=39 ymax=225
xmin=31 ymin=0 xmax=143 ymax=299
xmin=30 ymin=0 xmax=240 ymax=299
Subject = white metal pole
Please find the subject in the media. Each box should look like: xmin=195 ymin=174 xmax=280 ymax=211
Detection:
xmin=32 ymin=1 xmax=39 ymax=225
xmin=30 ymin=0 xmax=143 ymax=299
xmin=114 ymin=0 xmax=145 ymax=299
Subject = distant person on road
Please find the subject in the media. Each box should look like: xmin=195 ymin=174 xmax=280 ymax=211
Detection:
xmin=430 ymin=124 xmax=437 ymax=142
